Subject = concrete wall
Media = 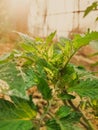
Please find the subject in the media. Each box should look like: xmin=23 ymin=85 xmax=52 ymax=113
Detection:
xmin=8 ymin=0 xmax=30 ymax=33
xmin=28 ymin=0 xmax=98 ymax=38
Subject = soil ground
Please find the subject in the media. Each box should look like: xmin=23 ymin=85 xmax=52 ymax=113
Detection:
xmin=0 ymin=43 xmax=15 ymax=55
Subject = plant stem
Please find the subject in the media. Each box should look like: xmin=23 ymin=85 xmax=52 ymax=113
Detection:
xmin=48 ymin=112 xmax=66 ymax=130
xmin=40 ymin=100 xmax=52 ymax=121
xmin=61 ymin=88 xmax=95 ymax=130
xmin=66 ymin=99 xmax=95 ymax=130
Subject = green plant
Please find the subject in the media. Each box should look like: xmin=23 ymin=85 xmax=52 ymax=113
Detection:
xmin=0 ymin=31 xmax=98 ymax=130
xmin=83 ymin=1 xmax=98 ymax=21
xmin=83 ymin=1 xmax=98 ymax=116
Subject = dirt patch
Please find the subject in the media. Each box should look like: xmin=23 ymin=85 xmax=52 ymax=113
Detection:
xmin=0 ymin=43 xmax=15 ymax=56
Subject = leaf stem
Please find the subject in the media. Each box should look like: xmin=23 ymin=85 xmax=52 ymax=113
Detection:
xmin=40 ymin=100 xmax=52 ymax=121
xmin=65 ymin=99 xmax=95 ymax=130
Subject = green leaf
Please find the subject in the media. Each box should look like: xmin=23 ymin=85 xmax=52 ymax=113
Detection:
xmin=21 ymin=42 xmax=37 ymax=53
xmin=0 ymin=62 xmax=26 ymax=97
xmin=46 ymin=119 xmax=61 ymax=130
xmin=35 ymin=63 xmax=47 ymax=79
xmin=23 ymin=67 xmax=38 ymax=89
xmin=37 ymin=77 xmax=52 ymax=100
xmin=60 ymin=111 xmax=81 ymax=124
xmin=84 ymin=5 xmax=94 ymax=17
xmin=61 ymin=64 xmax=77 ymax=85
xmin=73 ymin=31 xmax=98 ymax=50
xmin=35 ymin=37 xmax=44 ymax=44
xmin=0 ymin=96 xmax=37 ymax=130
xmin=16 ymin=32 xmax=39 ymax=55
xmin=68 ymin=79 xmax=98 ymax=99
xmin=83 ymin=2 xmax=98 ymax=17
xmin=48 ymin=44 xmax=54 ymax=59
xmin=46 ymin=111 xmax=82 ymax=130
xmin=46 ymin=31 xmax=56 ymax=44
xmin=58 ymin=38 xmax=72 ymax=59
xmin=56 ymin=106 xmax=71 ymax=119
xmin=23 ymin=63 xmax=52 ymax=100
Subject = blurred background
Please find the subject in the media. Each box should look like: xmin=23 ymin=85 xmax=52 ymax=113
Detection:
xmin=0 ymin=0 xmax=98 ymax=43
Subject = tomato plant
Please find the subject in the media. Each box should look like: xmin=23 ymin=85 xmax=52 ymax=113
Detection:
xmin=0 ymin=31 xmax=98 ymax=130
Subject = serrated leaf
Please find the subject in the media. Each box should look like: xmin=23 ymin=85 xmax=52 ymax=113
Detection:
xmin=56 ymin=106 xmax=71 ymax=119
xmin=0 ymin=62 xmax=26 ymax=97
xmin=37 ymin=77 xmax=52 ymax=100
xmin=46 ymin=119 xmax=61 ymax=130
xmin=46 ymin=112 xmax=82 ymax=130
xmin=23 ymin=67 xmax=38 ymax=89
xmin=16 ymin=32 xmax=39 ymax=55
xmin=0 ymin=96 xmax=36 ymax=130
xmin=23 ymin=64 xmax=52 ymax=100
xmin=35 ymin=63 xmax=47 ymax=79
xmin=56 ymin=105 xmax=81 ymax=129
xmin=73 ymin=31 xmax=98 ymax=50
xmin=60 ymin=111 xmax=81 ymax=124
xmin=61 ymin=64 xmax=77 ymax=85
xmin=68 ymin=79 xmax=98 ymax=99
